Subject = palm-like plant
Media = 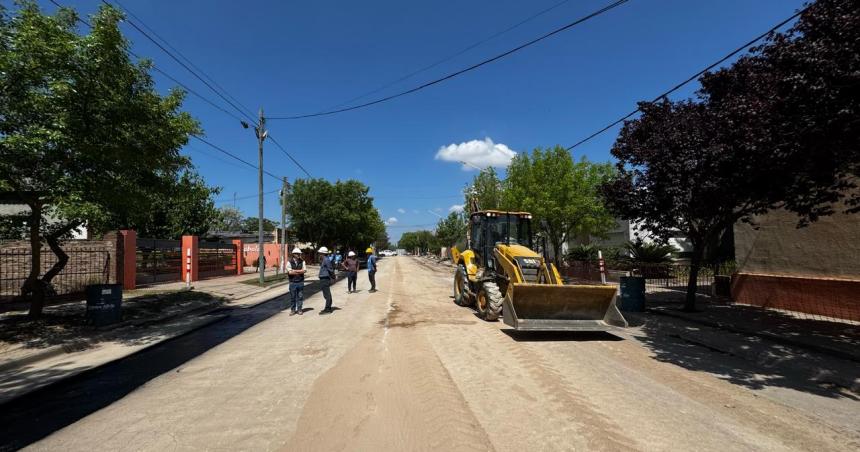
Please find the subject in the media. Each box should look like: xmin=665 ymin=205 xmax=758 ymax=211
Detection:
xmin=624 ymin=240 xmax=677 ymax=264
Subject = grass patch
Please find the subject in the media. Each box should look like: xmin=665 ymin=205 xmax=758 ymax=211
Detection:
xmin=240 ymin=272 xmax=290 ymax=287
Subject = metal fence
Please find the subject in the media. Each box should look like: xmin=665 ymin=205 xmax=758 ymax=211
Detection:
xmin=136 ymin=238 xmax=182 ymax=286
xmin=0 ymin=246 xmax=111 ymax=302
xmin=561 ymin=260 xmax=724 ymax=295
xmin=199 ymin=241 xmax=236 ymax=279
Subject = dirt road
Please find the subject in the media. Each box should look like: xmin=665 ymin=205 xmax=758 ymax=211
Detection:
xmin=28 ymin=257 xmax=860 ymax=451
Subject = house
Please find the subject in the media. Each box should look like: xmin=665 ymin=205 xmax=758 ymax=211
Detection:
xmin=0 ymin=200 xmax=87 ymax=240
xmin=568 ymin=218 xmax=693 ymax=256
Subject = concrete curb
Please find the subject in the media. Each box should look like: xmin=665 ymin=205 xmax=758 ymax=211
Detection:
xmin=647 ymin=307 xmax=860 ymax=364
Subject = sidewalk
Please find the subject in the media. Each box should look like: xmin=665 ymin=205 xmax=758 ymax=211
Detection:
xmin=644 ymin=291 xmax=860 ymax=363
xmin=0 ymin=266 xmax=331 ymax=405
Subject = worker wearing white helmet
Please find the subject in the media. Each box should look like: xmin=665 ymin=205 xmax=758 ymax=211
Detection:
xmin=287 ymin=247 xmax=306 ymax=315
xmin=341 ymin=250 xmax=359 ymax=293
xmin=318 ymin=246 xmax=336 ymax=314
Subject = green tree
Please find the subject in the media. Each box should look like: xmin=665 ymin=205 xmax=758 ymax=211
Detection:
xmin=397 ymin=230 xmax=438 ymax=254
xmin=435 ymin=211 xmax=466 ymax=248
xmin=241 ymin=217 xmax=278 ymax=234
xmin=285 ymin=178 xmax=384 ymax=250
xmin=463 ymin=167 xmax=503 ymax=214
xmin=96 ymin=170 xmax=220 ymax=239
xmin=0 ymin=3 xmax=200 ymax=317
xmin=503 ymin=147 xmax=616 ymax=266
xmin=210 ymin=206 xmax=244 ymax=232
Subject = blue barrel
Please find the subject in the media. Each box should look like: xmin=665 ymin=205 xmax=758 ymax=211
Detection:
xmin=618 ymin=276 xmax=646 ymax=312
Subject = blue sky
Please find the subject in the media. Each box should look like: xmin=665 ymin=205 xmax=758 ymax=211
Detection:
xmin=39 ymin=0 xmax=806 ymax=242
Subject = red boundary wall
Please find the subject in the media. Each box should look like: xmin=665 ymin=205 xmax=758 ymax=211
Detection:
xmin=732 ymin=272 xmax=860 ymax=321
xmin=242 ymin=243 xmax=285 ymax=268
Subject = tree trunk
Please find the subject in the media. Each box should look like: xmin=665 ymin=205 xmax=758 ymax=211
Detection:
xmin=684 ymin=247 xmax=703 ymax=312
xmin=22 ymin=203 xmax=45 ymax=318
xmin=550 ymin=237 xmax=562 ymax=268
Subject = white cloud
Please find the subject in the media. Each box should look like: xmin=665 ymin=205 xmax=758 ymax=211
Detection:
xmin=435 ymin=137 xmax=516 ymax=171
xmin=412 ymin=209 xmax=420 ymax=214
xmin=385 ymin=217 xmax=398 ymax=225
xmin=434 ymin=207 xmax=442 ymax=212
xmin=397 ymin=208 xmax=406 ymax=214
xmin=449 ymin=204 xmax=464 ymax=213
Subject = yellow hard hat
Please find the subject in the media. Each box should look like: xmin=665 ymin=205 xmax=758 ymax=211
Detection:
xmin=366 ymin=247 xmax=374 ymax=254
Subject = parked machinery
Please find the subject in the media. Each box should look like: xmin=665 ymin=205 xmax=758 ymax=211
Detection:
xmin=450 ymin=208 xmax=627 ymax=331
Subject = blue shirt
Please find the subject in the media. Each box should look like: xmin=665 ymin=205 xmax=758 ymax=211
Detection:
xmin=319 ymin=256 xmax=335 ymax=278
xmin=367 ymin=255 xmax=377 ymax=272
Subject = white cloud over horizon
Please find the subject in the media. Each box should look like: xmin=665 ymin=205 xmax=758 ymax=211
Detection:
xmin=397 ymin=208 xmax=406 ymax=214
xmin=385 ymin=217 xmax=398 ymax=226
xmin=435 ymin=137 xmax=516 ymax=171
xmin=449 ymin=204 xmax=464 ymax=213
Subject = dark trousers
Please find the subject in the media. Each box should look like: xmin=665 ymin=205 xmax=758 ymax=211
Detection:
xmin=320 ymin=277 xmax=333 ymax=309
xmin=368 ymin=270 xmax=377 ymax=290
xmin=347 ymin=271 xmax=357 ymax=292
xmin=289 ymin=282 xmax=304 ymax=312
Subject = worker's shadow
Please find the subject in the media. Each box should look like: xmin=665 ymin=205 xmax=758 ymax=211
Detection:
xmin=501 ymin=329 xmax=624 ymax=342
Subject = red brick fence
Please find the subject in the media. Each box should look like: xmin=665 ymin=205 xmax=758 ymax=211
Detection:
xmin=0 ymin=230 xmax=300 ymax=306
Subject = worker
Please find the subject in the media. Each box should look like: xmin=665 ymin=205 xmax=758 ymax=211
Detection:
xmin=342 ymin=251 xmax=359 ymax=293
xmin=318 ymin=246 xmax=336 ymax=314
xmin=287 ymin=247 xmax=306 ymax=315
xmin=366 ymin=247 xmax=378 ymax=293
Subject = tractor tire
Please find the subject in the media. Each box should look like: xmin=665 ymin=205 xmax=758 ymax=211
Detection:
xmin=453 ymin=265 xmax=471 ymax=307
xmin=476 ymin=281 xmax=503 ymax=321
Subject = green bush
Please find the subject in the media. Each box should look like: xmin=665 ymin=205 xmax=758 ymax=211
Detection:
xmin=623 ymin=240 xmax=676 ymax=264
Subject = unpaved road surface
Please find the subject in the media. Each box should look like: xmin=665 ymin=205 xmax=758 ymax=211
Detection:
xmin=27 ymin=257 xmax=860 ymax=451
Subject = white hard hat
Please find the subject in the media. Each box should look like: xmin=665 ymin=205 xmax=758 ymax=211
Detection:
xmin=348 ymin=251 xmax=356 ymax=257
xmin=318 ymin=246 xmax=330 ymax=254
xmin=291 ymin=247 xmax=302 ymax=254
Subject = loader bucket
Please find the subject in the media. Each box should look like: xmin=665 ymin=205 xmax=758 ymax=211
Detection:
xmin=502 ymin=283 xmax=628 ymax=331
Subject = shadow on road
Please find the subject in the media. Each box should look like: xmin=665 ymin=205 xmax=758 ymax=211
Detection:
xmin=501 ymin=329 xmax=624 ymax=342
xmin=0 ymin=277 xmax=341 ymax=451
xmin=628 ymin=311 xmax=860 ymax=401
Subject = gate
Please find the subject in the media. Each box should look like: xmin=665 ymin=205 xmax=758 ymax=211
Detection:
xmin=136 ymin=238 xmax=182 ymax=286
xmin=198 ymin=241 xmax=237 ymax=279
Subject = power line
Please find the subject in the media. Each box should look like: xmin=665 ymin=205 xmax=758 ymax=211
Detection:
xmin=566 ymin=8 xmax=804 ymax=151
xmin=99 ymin=0 xmax=256 ymax=124
xmin=191 ymin=135 xmax=282 ymax=182
xmin=268 ymin=136 xmax=312 ymax=178
xmin=52 ymin=0 xmax=310 ymax=179
xmin=47 ymin=0 xmax=247 ymax=123
xmin=213 ymin=189 xmax=280 ymax=203
xmin=324 ymin=0 xmax=574 ymax=110
xmin=268 ymin=0 xmax=631 ymax=120
xmin=101 ymin=1 xmax=313 ymax=178
xmin=109 ymin=0 xmax=256 ymax=120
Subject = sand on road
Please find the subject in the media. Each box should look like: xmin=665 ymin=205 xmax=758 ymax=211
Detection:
xmin=30 ymin=256 xmax=860 ymax=451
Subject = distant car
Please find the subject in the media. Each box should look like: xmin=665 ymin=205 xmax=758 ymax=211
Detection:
xmin=379 ymin=250 xmax=396 ymax=257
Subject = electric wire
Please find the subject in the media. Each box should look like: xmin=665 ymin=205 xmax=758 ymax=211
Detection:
xmin=213 ymin=189 xmax=280 ymax=203
xmin=268 ymin=0 xmax=631 ymax=120
xmin=565 ymin=8 xmax=805 ymax=150
xmin=51 ymin=0 xmax=307 ymax=180
xmin=109 ymin=0 xmax=256 ymax=119
xmin=99 ymin=0 xmax=256 ymax=124
xmin=324 ymin=0 xmax=575 ymax=110
xmin=191 ymin=135 xmax=282 ymax=182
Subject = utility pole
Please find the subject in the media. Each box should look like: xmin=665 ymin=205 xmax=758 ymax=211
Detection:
xmin=256 ymin=107 xmax=268 ymax=285
xmin=280 ymin=177 xmax=288 ymax=274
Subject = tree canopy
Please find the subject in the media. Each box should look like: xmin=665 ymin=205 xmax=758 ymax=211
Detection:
xmin=0 ymin=3 xmax=202 ymax=316
xmin=504 ymin=147 xmax=616 ymax=265
xmin=602 ymin=0 xmax=859 ymax=310
xmin=285 ymin=178 xmax=385 ymax=251
xmin=463 ymin=167 xmax=503 ymax=214
xmin=435 ymin=211 xmax=467 ymax=249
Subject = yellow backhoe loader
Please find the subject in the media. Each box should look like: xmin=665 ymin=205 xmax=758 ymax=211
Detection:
xmin=450 ymin=208 xmax=627 ymax=331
